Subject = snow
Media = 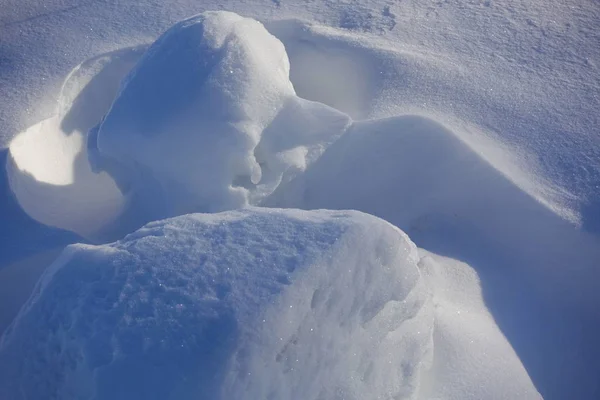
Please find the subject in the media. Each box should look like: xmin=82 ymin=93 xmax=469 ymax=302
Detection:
xmin=94 ymin=12 xmax=295 ymax=215
xmin=267 ymin=115 xmax=600 ymax=396
xmin=6 ymin=12 xmax=351 ymax=239
xmin=0 ymin=4 xmax=598 ymax=400
xmin=417 ymin=251 xmax=544 ymax=400
xmin=0 ymin=208 xmax=437 ymax=400
xmin=2 ymin=1 xmax=598 ymax=229
xmin=6 ymin=47 xmax=145 ymax=240
xmin=93 ymin=11 xmax=346 ymax=219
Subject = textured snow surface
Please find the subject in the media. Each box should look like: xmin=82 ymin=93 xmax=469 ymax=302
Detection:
xmin=267 ymin=115 xmax=600 ymax=397
xmin=2 ymin=0 xmax=599 ymax=229
xmin=418 ymin=250 xmax=541 ymax=400
xmin=0 ymin=208 xmax=438 ymax=400
xmin=94 ymin=12 xmax=293 ymax=213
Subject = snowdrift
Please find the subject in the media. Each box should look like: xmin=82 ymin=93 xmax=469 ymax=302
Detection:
xmin=0 ymin=209 xmax=431 ymax=399
xmin=1 ymin=9 xmax=597 ymax=399
xmin=0 ymin=208 xmax=539 ymax=400
xmin=267 ymin=115 xmax=600 ymax=397
xmin=91 ymin=11 xmax=350 ymax=227
xmin=6 ymin=12 xmax=350 ymax=240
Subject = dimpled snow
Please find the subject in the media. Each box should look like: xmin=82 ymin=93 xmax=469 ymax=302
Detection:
xmin=0 ymin=208 xmax=432 ymax=400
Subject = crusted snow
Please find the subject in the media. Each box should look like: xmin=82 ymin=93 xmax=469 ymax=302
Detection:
xmin=0 ymin=208 xmax=436 ymax=400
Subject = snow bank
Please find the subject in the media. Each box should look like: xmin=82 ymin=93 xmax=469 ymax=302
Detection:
xmin=0 ymin=208 xmax=433 ymax=400
xmin=2 ymin=9 xmax=596 ymax=398
xmin=267 ymin=115 xmax=600 ymax=306
xmin=92 ymin=11 xmax=350 ymax=223
xmin=266 ymin=19 xmax=380 ymax=120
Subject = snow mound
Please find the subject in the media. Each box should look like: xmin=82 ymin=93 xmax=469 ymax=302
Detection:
xmin=0 ymin=208 xmax=432 ymax=400
xmin=92 ymin=11 xmax=350 ymax=221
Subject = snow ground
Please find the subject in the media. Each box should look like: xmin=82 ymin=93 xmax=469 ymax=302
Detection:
xmin=0 ymin=2 xmax=599 ymax=400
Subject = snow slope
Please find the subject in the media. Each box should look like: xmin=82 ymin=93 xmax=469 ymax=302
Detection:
xmin=6 ymin=12 xmax=351 ymax=239
xmin=418 ymin=250 xmax=540 ymax=400
xmin=0 ymin=208 xmax=539 ymax=400
xmin=5 ymin=46 xmax=145 ymax=241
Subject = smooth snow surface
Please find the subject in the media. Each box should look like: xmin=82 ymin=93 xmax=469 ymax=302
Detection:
xmin=2 ymin=1 xmax=598 ymax=229
xmin=418 ymin=250 xmax=541 ymax=400
xmin=5 ymin=12 xmax=350 ymax=239
xmin=6 ymin=47 xmax=146 ymax=240
xmin=1 ymin=209 xmax=438 ymax=400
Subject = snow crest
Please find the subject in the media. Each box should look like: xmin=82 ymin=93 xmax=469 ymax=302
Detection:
xmin=6 ymin=47 xmax=146 ymax=240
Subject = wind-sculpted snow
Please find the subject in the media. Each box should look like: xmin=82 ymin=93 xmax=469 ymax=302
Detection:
xmin=417 ymin=251 xmax=541 ymax=400
xmin=0 ymin=208 xmax=434 ymax=400
xmin=7 ymin=12 xmax=350 ymax=240
xmin=0 ymin=9 xmax=596 ymax=399
xmin=92 ymin=12 xmax=350 ymax=223
xmin=6 ymin=47 xmax=146 ymax=241
xmin=267 ymin=115 xmax=600 ymax=397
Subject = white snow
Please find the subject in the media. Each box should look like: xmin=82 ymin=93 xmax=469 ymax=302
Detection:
xmin=266 ymin=114 xmax=600 ymax=396
xmin=0 ymin=4 xmax=599 ymax=400
xmin=267 ymin=115 xmax=600 ymax=309
xmin=93 ymin=12 xmax=348 ymax=221
xmin=6 ymin=12 xmax=351 ymax=239
xmin=0 ymin=208 xmax=437 ymax=400
xmin=418 ymin=251 xmax=542 ymax=400
xmin=6 ymin=47 xmax=145 ymax=240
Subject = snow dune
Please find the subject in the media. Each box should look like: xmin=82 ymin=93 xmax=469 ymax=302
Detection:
xmin=1 ymin=9 xmax=597 ymax=399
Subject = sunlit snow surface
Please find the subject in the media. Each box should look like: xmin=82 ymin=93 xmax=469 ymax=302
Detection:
xmin=0 ymin=6 xmax=598 ymax=400
xmin=0 ymin=208 xmax=540 ymax=400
